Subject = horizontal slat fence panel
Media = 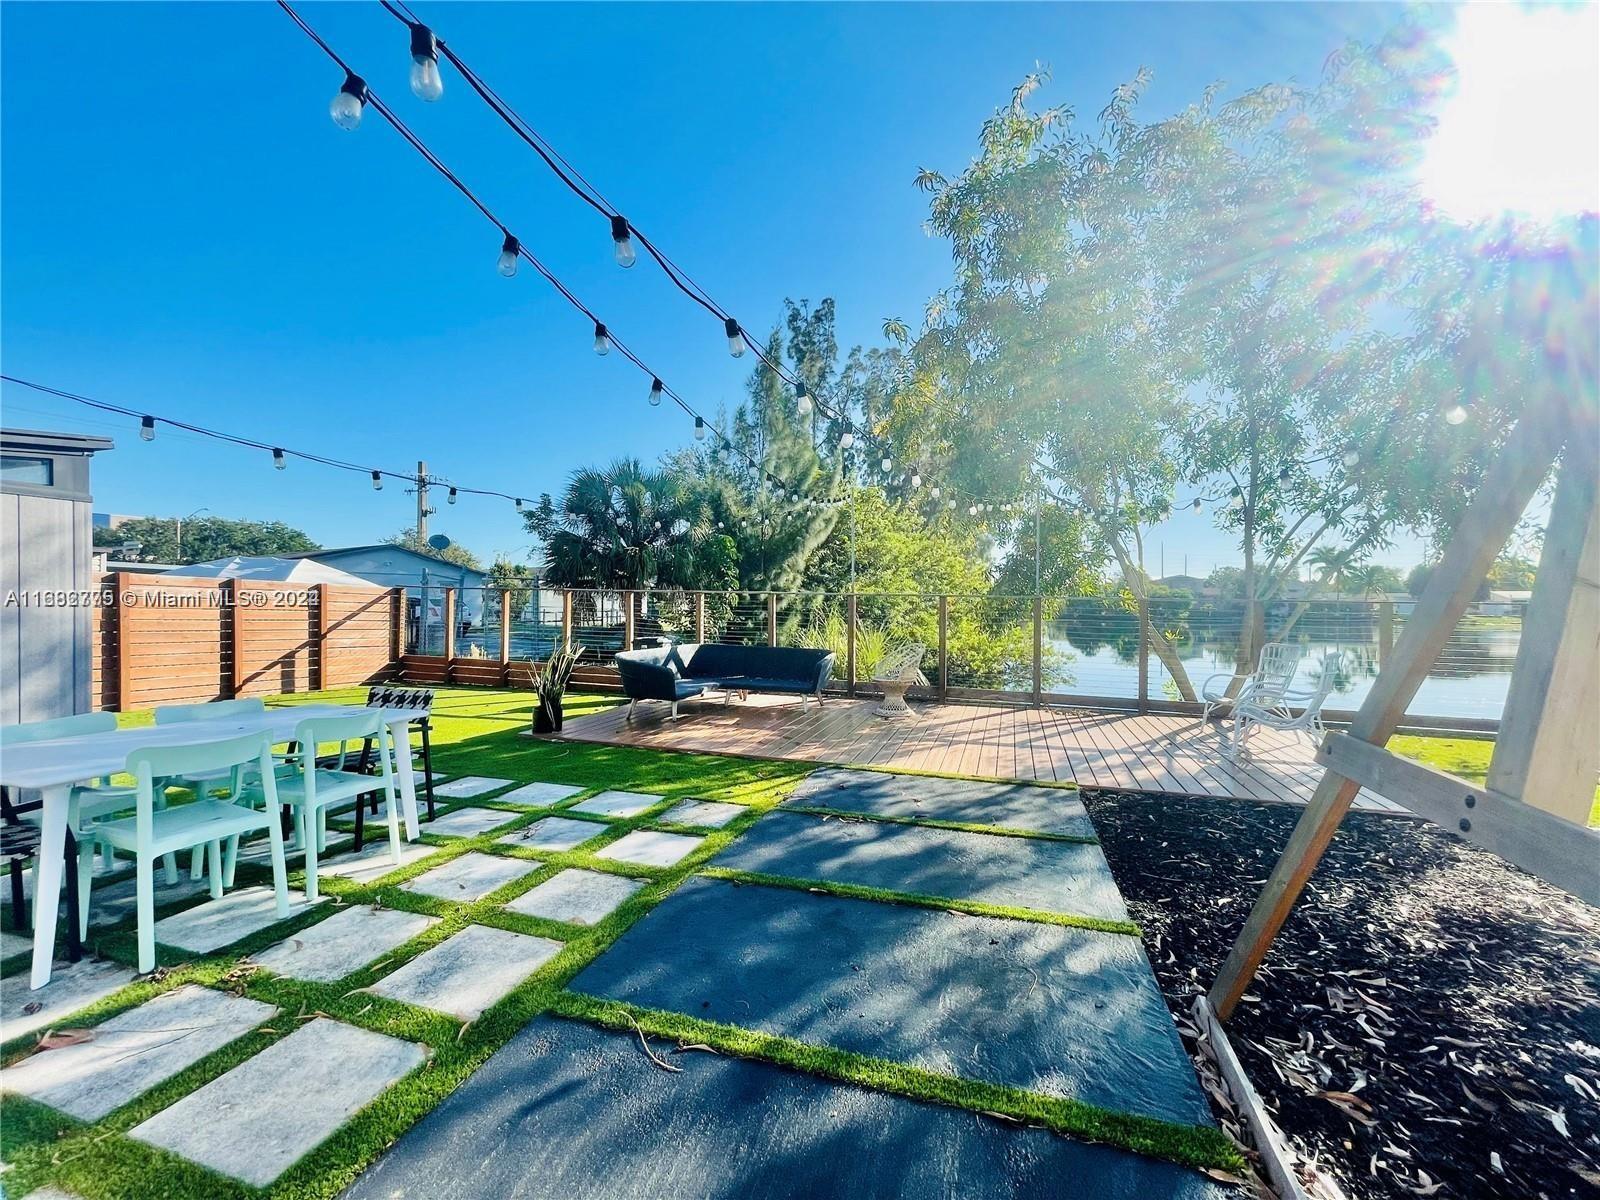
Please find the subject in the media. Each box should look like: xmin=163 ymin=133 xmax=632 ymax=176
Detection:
xmin=92 ymin=574 xmax=401 ymax=711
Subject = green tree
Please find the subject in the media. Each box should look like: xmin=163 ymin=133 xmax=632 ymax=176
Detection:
xmin=95 ymin=516 xmax=319 ymax=564
xmin=385 ymin=527 xmax=482 ymax=572
xmin=481 ymin=558 xmax=538 ymax=626
xmin=1486 ymin=553 xmax=1537 ymax=591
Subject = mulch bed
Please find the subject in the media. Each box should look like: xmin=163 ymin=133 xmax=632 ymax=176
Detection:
xmin=1082 ymin=788 xmax=1600 ymax=1200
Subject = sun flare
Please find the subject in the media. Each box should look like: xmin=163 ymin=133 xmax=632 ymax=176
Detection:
xmin=1419 ymin=2 xmax=1600 ymax=223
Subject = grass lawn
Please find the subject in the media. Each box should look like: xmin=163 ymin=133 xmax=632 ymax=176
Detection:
xmin=0 ymin=686 xmax=1241 ymax=1198
xmin=1388 ymin=732 xmax=1600 ymax=826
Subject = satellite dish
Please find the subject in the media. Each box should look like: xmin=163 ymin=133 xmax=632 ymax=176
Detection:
xmin=427 ymin=533 xmax=452 ymax=551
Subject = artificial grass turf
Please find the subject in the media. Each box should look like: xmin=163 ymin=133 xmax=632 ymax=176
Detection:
xmin=0 ymin=686 xmax=1236 ymax=1197
xmin=784 ymin=804 xmax=1098 ymax=843
xmin=698 ymin=865 xmax=1141 ymax=936
xmin=547 ymin=992 xmax=1245 ymax=1177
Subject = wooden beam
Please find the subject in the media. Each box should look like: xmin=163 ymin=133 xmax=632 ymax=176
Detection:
xmin=937 ymin=595 xmax=949 ymax=700
xmin=561 ymin=589 xmax=573 ymax=653
xmin=1208 ymin=400 xmax=1570 ymax=1020
xmin=1486 ymin=432 xmax=1600 ymax=824
xmin=442 ymin=588 xmax=456 ymax=672
xmin=694 ymin=591 xmax=707 ymax=644
xmin=847 ymin=593 xmax=858 ymax=697
xmin=499 ymin=588 xmax=512 ymax=684
xmin=1322 ymin=732 xmax=1599 ymax=904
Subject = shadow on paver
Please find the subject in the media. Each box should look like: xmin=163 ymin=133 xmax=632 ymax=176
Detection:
xmin=784 ymin=768 xmax=1094 ymax=837
xmin=341 ymin=1016 xmax=1231 ymax=1200
xmin=714 ymin=810 xmax=1128 ymax=920
xmin=570 ymin=877 xmax=1211 ymax=1128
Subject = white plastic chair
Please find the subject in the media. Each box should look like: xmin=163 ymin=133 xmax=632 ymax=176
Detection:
xmin=86 ymin=731 xmax=290 ymax=973
xmin=155 ymin=698 xmax=271 ymax=881
xmin=1201 ymin=642 xmax=1303 ymax=723
xmin=250 ymin=712 xmax=400 ymax=902
xmin=1229 ymin=654 xmax=1342 ymax=755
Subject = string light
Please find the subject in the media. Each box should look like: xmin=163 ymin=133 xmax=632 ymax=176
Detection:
xmin=371 ymin=470 xmax=383 ymax=490
xmin=880 ymin=456 xmax=892 ymax=472
xmin=1192 ymin=497 xmax=1204 ymax=512
xmin=447 ymin=486 xmax=457 ymax=504
xmin=910 ymin=473 xmax=922 ymax=489
xmin=1444 ymin=403 xmax=1467 ymax=426
xmin=648 ymin=378 xmax=663 ymax=407
xmin=694 ymin=416 xmax=706 ymax=441
xmin=839 ymin=431 xmax=855 ymax=451
xmin=330 ymin=72 xmax=367 ymax=130
xmin=724 ymin=319 xmax=744 ymax=358
xmin=497 ymin=233 xmax=520 ymax=277
xmin=796 ymin=387 xmax=813 ymax=418
xmin=273 ymin=448 xmax=286 ymax=470
xmin=407 ymin=23 xmax=443 ymax=102
xmin=139 ymin=416 xmax=156 ymax=442
xmin=930 ymin=486 xmax=940 ymax=499
xmin=610 ymin=215 xmax=636 ymax=269
xmin=593 ymin=322 xmax=611 ymax=356
xmin=515 ymin=497 xmax=524 ymax=510
xmin=1341 ymin=449 xmax=1360 ymax=468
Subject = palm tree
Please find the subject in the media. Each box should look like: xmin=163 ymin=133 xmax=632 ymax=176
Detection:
xmin=527 ymin=459 xmax=715 ymax=623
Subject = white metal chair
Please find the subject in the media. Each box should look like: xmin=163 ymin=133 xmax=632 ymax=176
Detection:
xmin=871 ymin=641 xmax=927 ymax=719
xmin=1228 ymin=654 xmax=1341 ymax=755
xmin=1201 ymin=642 xmax=1304 ymax=723
xmin=86 ymin=731 xmax=290 ymax=973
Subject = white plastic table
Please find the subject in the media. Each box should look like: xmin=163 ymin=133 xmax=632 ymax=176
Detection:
xmin=0 ymin=703 xmax=422 ymax=989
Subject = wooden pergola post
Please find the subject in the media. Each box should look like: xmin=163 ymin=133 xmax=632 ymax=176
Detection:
xmin=1485 ymin=426 xmax=1600 ymax=825
xmin=1208 ymin=399 xmax=1574 ymax=1020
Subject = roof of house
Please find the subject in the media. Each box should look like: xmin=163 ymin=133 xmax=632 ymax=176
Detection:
xmin=162 ymin=556 xmax=377 ymax=587
xmin=1 ymin=428 xmax=115 ymax=454
xmin=282 ymin=545 xmax=485 ymax=577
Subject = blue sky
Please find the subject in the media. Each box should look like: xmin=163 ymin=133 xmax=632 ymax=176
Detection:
xmin=3 ymin=1 xmax=1408 ymax=574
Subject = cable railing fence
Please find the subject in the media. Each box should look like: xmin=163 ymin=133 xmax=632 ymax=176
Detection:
xmin=398 ymin=586 xmax=1520 ymax=729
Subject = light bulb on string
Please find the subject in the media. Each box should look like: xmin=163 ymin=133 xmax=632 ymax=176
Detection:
xmin=1444 ymin=403 xmax=1467 ymax=426
xmin=497 ymin=233 xmax=520 ymax=277
xmin=946 ymin=499 xmax=956 ymax=510
xmin=910 ymin=473 xmax=922 ymax=489
xmin=139 ymin=416 xmax=156 ymax=442
xmin=371 ymin=471 xmax=383 ymax=491
xmin=272 ymin=448 xmax=286 ymax=471
xmin=1191 ymin=497 xmax=1203 ymax=512
xmin=610 ymin=215 xmax=636 ymax=268
xmin=796 ymin=388 xmax=812 ymax=418
xmin=724 ymin=319 xmax=745 ymax=358
xmin=968 ymin=505 xmax=978 ymax=516
xmin=447 ymin=487 xmax=457 ymax=505
xmin=1341 ymin=449 xmax=1360 ymax=468
xmin=515 ymin=498 xmax=524 ymax=511
xmin=881 ymin=456 xmax=892 ymax=472
xmin=408 ymin=24 xmax=444 ymax=102
xmin=694 ymin=416 xmax=706 ymax=441
xmin=330 ymin=73 xmax=368 ymax=131
xmin=930 ymin=486 xmax=941 ymax=500
xmin=649 ymin=378 xmax=663 ymax=407
xmin=593 ymin=322 xmax=611 ymax=356
xmin=839 ymin=431 xmax=855 ymax=451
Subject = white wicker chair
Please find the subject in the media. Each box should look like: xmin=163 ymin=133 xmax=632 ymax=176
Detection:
xmin=1229 ymin=653 xmax=1341 ymax=755
xmin=1201 ymin=642 xmax=1303 ymax=723
xmin=871 ymin=641 xmax=927 ymax=719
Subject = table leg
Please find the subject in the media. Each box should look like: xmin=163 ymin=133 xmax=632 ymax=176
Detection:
xmin=30 ymin=784 xmax=70 ymax=989
xmin=390 ymin=718 xmax=420 ymax=840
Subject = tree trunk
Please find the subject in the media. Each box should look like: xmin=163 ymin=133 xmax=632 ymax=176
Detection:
xmin=1106 ymin=537 xmax=1197 ymax=701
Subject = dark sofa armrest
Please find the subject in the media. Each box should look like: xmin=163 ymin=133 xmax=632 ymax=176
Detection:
xmin=616 ymin=654 xmax=680 ymax=702
xmin=813 ymin=653 xmax=837 ymax=694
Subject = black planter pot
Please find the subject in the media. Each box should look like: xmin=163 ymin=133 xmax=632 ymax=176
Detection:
xmin=533 ymin=697 xmax=564 ymax=734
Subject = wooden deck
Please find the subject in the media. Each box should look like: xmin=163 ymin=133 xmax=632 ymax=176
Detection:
xmin=558 ymin=694 xmax=1407 ymax=814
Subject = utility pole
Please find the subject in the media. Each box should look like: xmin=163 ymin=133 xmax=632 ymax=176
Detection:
xmin=414 ymin=460 xmax=434 ymax=542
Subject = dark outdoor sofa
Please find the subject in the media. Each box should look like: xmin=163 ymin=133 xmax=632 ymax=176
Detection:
xmin=614 ymin=643 xmax=835 ymax=720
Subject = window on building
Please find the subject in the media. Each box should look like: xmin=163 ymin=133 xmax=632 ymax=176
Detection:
xmin=1 ymin=455 xmax=54 ymax=486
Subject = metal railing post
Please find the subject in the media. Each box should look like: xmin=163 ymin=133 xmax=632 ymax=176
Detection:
xmin=1032 ymin=595 xmax=1044 ymax=705
xmin=442 ymin=588 xmax=456 ymax=666
xmin=767 ymin=593 xmax=778 ymax=647
xmin=938 ymin=595 xmax=949 ymax=700
xmin=846 ymin=593 xmax=858 ymax=697
xmin=1137 ymin=593 xmax=1150 ymax=713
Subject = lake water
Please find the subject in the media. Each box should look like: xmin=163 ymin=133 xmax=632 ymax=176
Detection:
xmin=1046 ymin=622 xmax=1518 ymax=722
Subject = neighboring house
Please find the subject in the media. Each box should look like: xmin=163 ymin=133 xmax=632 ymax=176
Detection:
xmin=281 ymin=544 xmax=488 ymax=646
xmin=1476 ymin=589 xmax=1532 ymax=617
xmin=1154 ymin=574 xmax=1218 ymax=598
xmin=163 ymin=555 xmax=377 ymax=588
xmin=1 ymin=428 xmax=114 ymax=722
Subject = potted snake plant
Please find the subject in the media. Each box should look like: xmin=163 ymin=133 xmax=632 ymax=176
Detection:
xmin=532 ymin=643 xmax=584 ymax=734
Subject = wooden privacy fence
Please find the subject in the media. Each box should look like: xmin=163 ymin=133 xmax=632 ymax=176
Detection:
xmin=92 ymin=573 xmax=401 ymax=711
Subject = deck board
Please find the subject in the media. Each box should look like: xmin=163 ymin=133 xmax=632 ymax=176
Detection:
xmin=560 ymin=695 xmax=1402 ymax=813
